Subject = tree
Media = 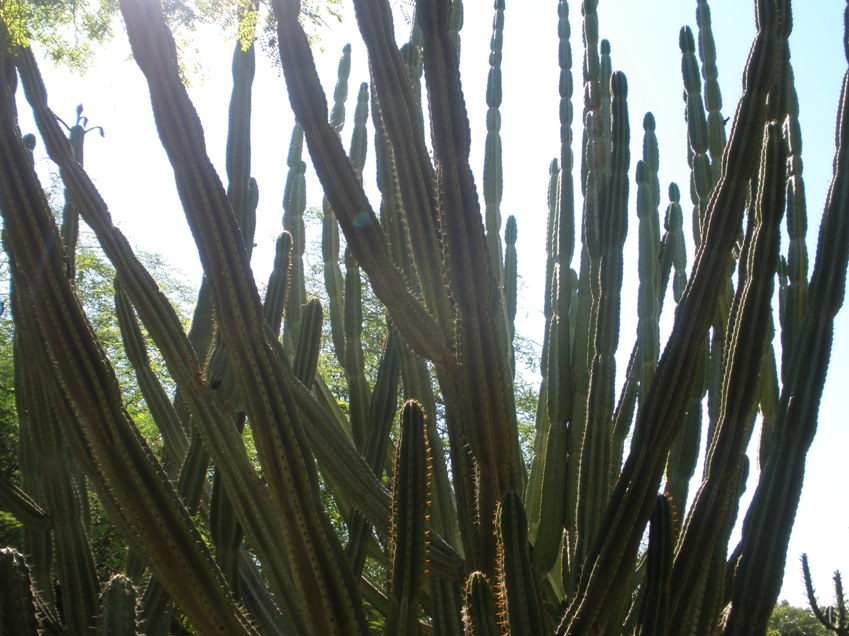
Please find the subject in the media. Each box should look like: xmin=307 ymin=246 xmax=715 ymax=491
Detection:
xmin=1 ymin=0 xmax=848 ymax=633
xmin=0 ymin=0 xmax=342 ymax=71
xmin=768 ymin=601 xmax=827 ymax=636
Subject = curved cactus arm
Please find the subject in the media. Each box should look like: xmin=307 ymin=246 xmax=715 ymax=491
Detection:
xmin=385 ymin=401 xmax=431 ymax=635
xmin=726 ymin=9 xmax=849 ymax=631
xmin=558 ymin=1 xmax=788 ymax=630
xmin=271 ymin=0 xmax=450 ymax=365
xmin=670 ymin=121 xmax=787 ymax=630
xmin=802 ymin=554 xmax=849 ymax=635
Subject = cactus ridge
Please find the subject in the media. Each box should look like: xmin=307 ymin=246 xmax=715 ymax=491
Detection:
xmin=385 ymin=400 xmax=432 ymax=635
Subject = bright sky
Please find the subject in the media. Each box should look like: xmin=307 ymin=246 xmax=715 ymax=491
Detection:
xmin=18 ymin=0 xmax=848 ymax=610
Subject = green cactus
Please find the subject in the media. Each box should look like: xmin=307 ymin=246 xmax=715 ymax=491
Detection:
xmin=385 ymin=400 xmax=431 ymax=635
xmin=99 ymin=574 xmax=138 ymax=636
xmin=1 ymin=0 xmax=847 ymax=633
xmin=462 ymin=571 xmax=500 ymax=636
xmin=802 ymin=554 xmax=849 ymax=636
xmin=0 ymin=548 xmax=41 ymax=635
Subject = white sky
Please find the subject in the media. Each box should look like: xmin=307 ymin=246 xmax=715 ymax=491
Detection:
xmin=17 ymin=0 xmax=848 ymax=610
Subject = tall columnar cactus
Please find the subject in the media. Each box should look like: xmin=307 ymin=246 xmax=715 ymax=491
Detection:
xmin=483 ymin=0 xmax=505 ymax=279
xmin=385 ymin=400 xmax=431 ymax=635
xmin=1 ymin=0 xmax=847 ymax=633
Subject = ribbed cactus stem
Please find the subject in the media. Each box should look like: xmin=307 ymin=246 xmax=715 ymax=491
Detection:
xmin=575 ymin=70 xmax=630 ymax=576
xmin=58 ymin=104 xmax=102 ymax=279
xmin=12 ymin=269 xmax=101 ymax=634
xmin=99 ymin=574 xmax=138 ymax=636
xmin=550 ymin=0 xmax=576 ymax=436
xmin=449 ymin=0 xmax=464 ymax=59
xmin=599 ymin=39 xmax=612 ymax=154
xmin=349 ymin=82 xmax=369 ymax=177
xmin=680 ymin=26 xmax=712 ymax=246
xmin=727 ymin=7 xmax=848 ymax=629
xmin=330 ymin=43 xmax=351 ymax=132
xmin=695 ymin=1 xmax=727 ymax=185
xmin=319 ymin=45 xmax=354 ymax=370
xmin=293 ymin=298 xmax=323 ymax=388
xmin=115 ymin=278 xmax=189 ymax=461
xmin=385 ymin=401 xmax=431 ymax=635
xmin=495 ymin=491 xmax=547 ymax=634
xmin=503 ymin=214 xmax=517 ymax=374
xmin=636 ymin=114 xmax=662 ymax=404
xmin=674 ymin=120 xmax=787 ymax=631
xmin=531 ymin=157 xmax=572 ymax=574
xmin=660 ymin=183 xmax=687 ymax=302
xmin=263 ymin=231 xmax=292 ymax=338
xmin=343 ymin=82 xmax=371 ymax=451
xmin=346 ymin=329 xmax=401 ymax=576
xmin=636 ymin=495 xmax=672 ymax=635
xmin=226 ymin=31 xmax=257 ymax=255
xmin=0 ymin=548 xmax=39 ymax=635
xmin=282 ymin=122 xmax=306 ymax=351
xmin=780 ymin=62 xmax=808 ymax=382
xmin=483 ymin=0 xmax=505 ymax=279
xmin=462 ymin=571 xmax=500 ymax=636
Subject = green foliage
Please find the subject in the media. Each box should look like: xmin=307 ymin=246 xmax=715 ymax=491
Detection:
xmin=0 ymin=0 xmax=342 ymax=72
xmin=768 ymin=601 xmax=827 ymax=636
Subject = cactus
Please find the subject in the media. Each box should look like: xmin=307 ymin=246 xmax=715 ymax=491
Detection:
xmin=98 ymin=574 xmax=138 ymax=636
xmin=802 ymin=554 xmax=849 ymax=636
xmin=0 ymin=0 xmax=847 ymax=633
xmin=385 ymin=400 xmax=431 ymax=635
